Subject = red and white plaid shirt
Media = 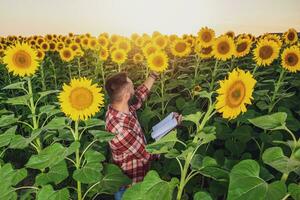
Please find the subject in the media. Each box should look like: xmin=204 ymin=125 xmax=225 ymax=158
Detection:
xmin=105 ymin=84 xmax=158 ymax=184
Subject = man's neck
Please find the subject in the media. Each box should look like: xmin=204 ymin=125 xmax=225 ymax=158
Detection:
xmin=111 ymin=101 xmax=130 ymax=113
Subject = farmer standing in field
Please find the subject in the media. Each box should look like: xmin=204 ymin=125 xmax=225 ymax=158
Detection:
xmin=104 ymin=71 xmax=182 ymax=200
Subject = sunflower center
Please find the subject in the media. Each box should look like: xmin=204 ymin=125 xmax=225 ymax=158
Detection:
xmin=153 ymin=56 xmax=164 ymax=68
xmin=69 ymin=87 xmax=93 ymax=110
xmin=175 ymin=42 xmax=187 ymax=53
xmin=12 ymin=50 xmax=32 ymax=68
xmin=63 ymin=50 xmax=71 ymax=58
xmin=201 ymin=46 xmax=212 ymax=55
xmin=259 ymin=45 xmax=273 ymax=59
xmin=236 ymin=42 xmax=247 ymax=52
xmin=201 ymin=32 xmax=212 ymax=42
xmin=285 ymin=53 xmax=299 ymax=66
xmin=226 ymin=81 xmax=246 ymax=108
xmin=156 ymin=38 xmax=165 ymax=47
xmin=287 ymin=32 xmax=295 ymax=41
xmin=115 ymin=52 xmax=123 ymax=60
xmin=217 ymin=41 xmax=230 ymax=54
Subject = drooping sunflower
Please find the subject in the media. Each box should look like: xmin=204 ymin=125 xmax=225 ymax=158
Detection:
xmin=284 ymin=28 xmax=298 ymax=44
xmin=253 ymin=39 xmax=280 ymax=66
xmin=216 ymin=68 xmax=256 ymax=119
xmin=170 ymin=39 xmax=191 ymax=57
xmin=111 ymin=49 xmax=127 ymax=65
xmin=195 ymin=45 xmax=213 ymax=59
xmin=197 ymin=27 xmax=215 ymax=47
xmin=235 ymin=38 xmax=252 ymax=58
xmin=3 ymin=42 xmax=39 ymax=77
xmin=58 ymin=77 xmax=104 ymax=121
xmin=281 ymin=46 xmax=300 ymax=73
xmin=147 ymin=51 xmax=168 ymax=72
xmin=59 ymin=47 xmax=75 ymax=62
xmin=133 ymin=52 xmax=144 ymax=64
xmin=99 ymin=48 xmax=109 ymax=61
xmin=212 ymin=35 xmax=235 ymax=61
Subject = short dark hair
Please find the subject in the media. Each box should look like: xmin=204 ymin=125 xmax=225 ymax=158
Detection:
xmin=105 ymin=72 xmax=129 ymax=103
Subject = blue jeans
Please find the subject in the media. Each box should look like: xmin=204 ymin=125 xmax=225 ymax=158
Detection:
xmin=114 ymin=186 xmax=126 ymax=200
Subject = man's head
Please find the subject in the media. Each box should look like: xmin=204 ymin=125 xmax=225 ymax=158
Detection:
xmin=105 ymin=72 xmax=135 ymax=104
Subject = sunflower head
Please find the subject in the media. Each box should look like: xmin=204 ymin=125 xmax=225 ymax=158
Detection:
xmin=142 ymin=43 xmax=159 ymax=58
xmin=195 ymin=44 xmax=213 ymax=59
xmin=216 ymin=68 xmax=256 ymax=120
xmin=197 ymin=27 xmax=215 ymax=47
xmin=147 ymin=51 xmax=168 ymax=73
xmin=111 ymin=49 xmax=127 ymax=65
xmin=3 ymin=42 xmax=39 ymax=77
xmin=212 ymin=35 xmax=235 ymax=61
xmin=58 ymin=77 xmax=105 ymax=121
xmin=99 ymin=48 xmax=109 ymax=61
xmin=170 ymin=39 xmax=191 ymax=57
xmin=116 ymin=39 xmax=131 ymax=53
xmin=235 ymin=38 xmax=252 ymax=58
xmin=59 ymin=47 xmax=75 ymax=62
xmin=152 ymin=35 xmax=168 ymax=49
xmin=281 ymin=46 xmax=300 ymax=73
xmin=225 ymin=31 xmax=235 ymax=38
xmin=253 ymin=39 xmax=280 ymax=66
xmin=284 ymin=28 xmax=298 ymax=44
xmin=97 ymin=36 xmax=109 ymax=48
xmin=133 ymin=52 xmax=144 ymax=64
xmin=36 ymin=50 xmax=45 ymax=61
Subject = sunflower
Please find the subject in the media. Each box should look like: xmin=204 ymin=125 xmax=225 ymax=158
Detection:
xmin=81 ymin=37 xmax=89 ymax=49
xmin=36 ymin=50 xmax=45 ymax=61
xmin=284 ymin=28 xmax=298 ymax=44
xmin=147 ymin=51 xmax=168 ymax=72
xmin=99 ymin=48 xmax=109 ymax=61
xmin=49 ymin=41 xmax=56 ymax=51
xmin=59 ymin=47 xmax=75 ymax=62
xmin=131 ymin=33 xmax=139 ymax=42
xmin=263 ymin=34 xmax=282 ymax=48
xmin=133 ymin=52 xmax=144 ymax=64
xmin=3 ymin=42 xmax=39 ymax=77
xmin=197 ymin=27 xmax=215 ymax=47
xmin=170 ymin=39 xmax=191 ymax=57
xmin=225 ymin=31 xmax=235 ymax=38
xmin=216 ymin=68 xmax=256 ymax=119
xmin=56 ymin=42 xmax=65 ymax=51
xmin=152 ymin=35 xmax=168 ymax=49
xmin=97 ymin=36 xmax=109 ymax=48
xmin=135 ymin=37 xmax=144 ymax=48
xmin=111 ymin=49 xmax=127 ymax=65
xmin=281 ymin=46 xmax=300 ymax=72
xmin=235 ymin=38 xmax=252 ymax=58
xmin=40 ymin=41 xmax=50 ymax=52
xmin=142 ymin=43 xmax=159 ymax=58
xmin=110 ymin=34 xmax=121 ymax=44
xmin=253 ymin=39 xmax=280 ymax=66
xmin=70 ymin=42 xmax=80 ymax=52
xmin=212 ymin=35 xmax=235 ymax=61
xmin=195 ymin=45 xmax=213 ymax=59
xmin=116 ymin=39 xmax=131 ymax=53
xmin=58 ymin=77 xmax=104 ymax=121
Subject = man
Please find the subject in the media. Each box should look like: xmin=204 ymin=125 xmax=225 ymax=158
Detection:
xmin=104 ymin=71 xmax=182 ymax=200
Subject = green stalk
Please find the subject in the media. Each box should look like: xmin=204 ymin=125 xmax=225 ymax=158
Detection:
xmin=74 ymin=121 xmax=82 ymax=200
xmin=77 ymin=58 xmax=81 ymax=77
xmin=268 ymin=69 xmax=285 ymax=113
xmin=49 ymin=58 xmax=57 ymax=90
xmin=40 ymin=61 xmax=47 ymax=91
xmin=209 ymin=60 xmax=219 ymax=92
xmin=100 ymin=61 xmax=105 ymax=84
xmin=27 ymin=78 xmax=42 ymax=153
xmin=160 ymin=72 xmax=165 ymax=115
xmin=68 ymin=64 xmax=72 ymax=80
xmin=176 ymin=153 xmax=193 ymax=200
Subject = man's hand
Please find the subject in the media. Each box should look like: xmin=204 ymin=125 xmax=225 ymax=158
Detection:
xmin=173 ymin=112 xmax=183 ymax=125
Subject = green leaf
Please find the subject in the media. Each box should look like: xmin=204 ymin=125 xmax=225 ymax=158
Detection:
xmin=38 ymin=90 xmax=59 ymax=98
xmin=36 ymin=185 xmax=69 ymax=200
xmin=194 ymin=191 xmax=213 ymax=200
xmin=89 ymin=130 xmax=115 ymax=142
xmin=0 ymin=114 xmax=19 ymax=128
xmin=44 ymin=117 xmax=67 ymax=130
xmin=72 ymin=150 xmax=104 ymax=184
xmin=122 ymin=170 xmax=179 ymax=200
xmin=0 ymin=126 xmax=17 ymax=148
xmin=248 ymin=112 xmax=287 ymax=130
xmin=96 ymin=164 xmax=131 ymax=194
xmin=2 ymin=81 xmax=26 ymax=90
xmin=26 ymin=143 xmax=68 ymax=170
xmin=227 ymin=159 xmax=268 ymax=200
xmin=183 ymin=112 xmax=204 ymax=126
xmin=146 ymin=130 xmax=182 ymax=154
xmin=84 ymin=118 xmax=105 ymax=128
xmin=35 ymin=160 xmax=68 ymax=186
xmin=6 ymin=95 xmax=30 ymax=106
xmin=9 ymin=128 xmax=42 ymax=149
xmin=262 ymin=147 xmax=300 ymax=174
xmin=288 ymin=183 xmax=300 ymax=200
xmin=266 ymin=181 xmax=287 ymax=200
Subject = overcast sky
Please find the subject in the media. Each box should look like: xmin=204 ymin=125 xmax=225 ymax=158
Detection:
xmin=1 ymin=0 xmax=299 ymax=37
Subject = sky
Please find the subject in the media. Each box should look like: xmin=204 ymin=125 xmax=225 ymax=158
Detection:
xmin=0 ymin=0 xmax=300 ymax=37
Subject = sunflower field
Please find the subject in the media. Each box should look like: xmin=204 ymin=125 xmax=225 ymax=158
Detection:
xmin=0 ymin=27 xmax=300 ymax=200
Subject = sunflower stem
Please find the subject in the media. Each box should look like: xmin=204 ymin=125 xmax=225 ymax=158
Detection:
xmin=77 ymin=57 xmax=81 ymax=77
xmin=100 ymin=61 xmax=105 ymax=84
xmin=68 ymin=64 xmax=72 ymax=80
xmin=74 ymin=121 xmax=82 ymax=200
xmin=27 ymin=78 xmax=42 ymax=153
xmin=209 ymin=60 xmax=219 ymax=92
xmin=49 ymin=58 xmax=57 ymax=90
xmin=40 ymin=61 xmax=47 ymax=91
xmin=160 ymin=72 xmax=165 ymax=115
xmin=268 ymin=69 xmax=285 ymax=113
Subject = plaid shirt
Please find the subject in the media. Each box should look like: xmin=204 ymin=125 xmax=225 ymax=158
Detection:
xmin=105 ymin=84 xmax=158 ymax=184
